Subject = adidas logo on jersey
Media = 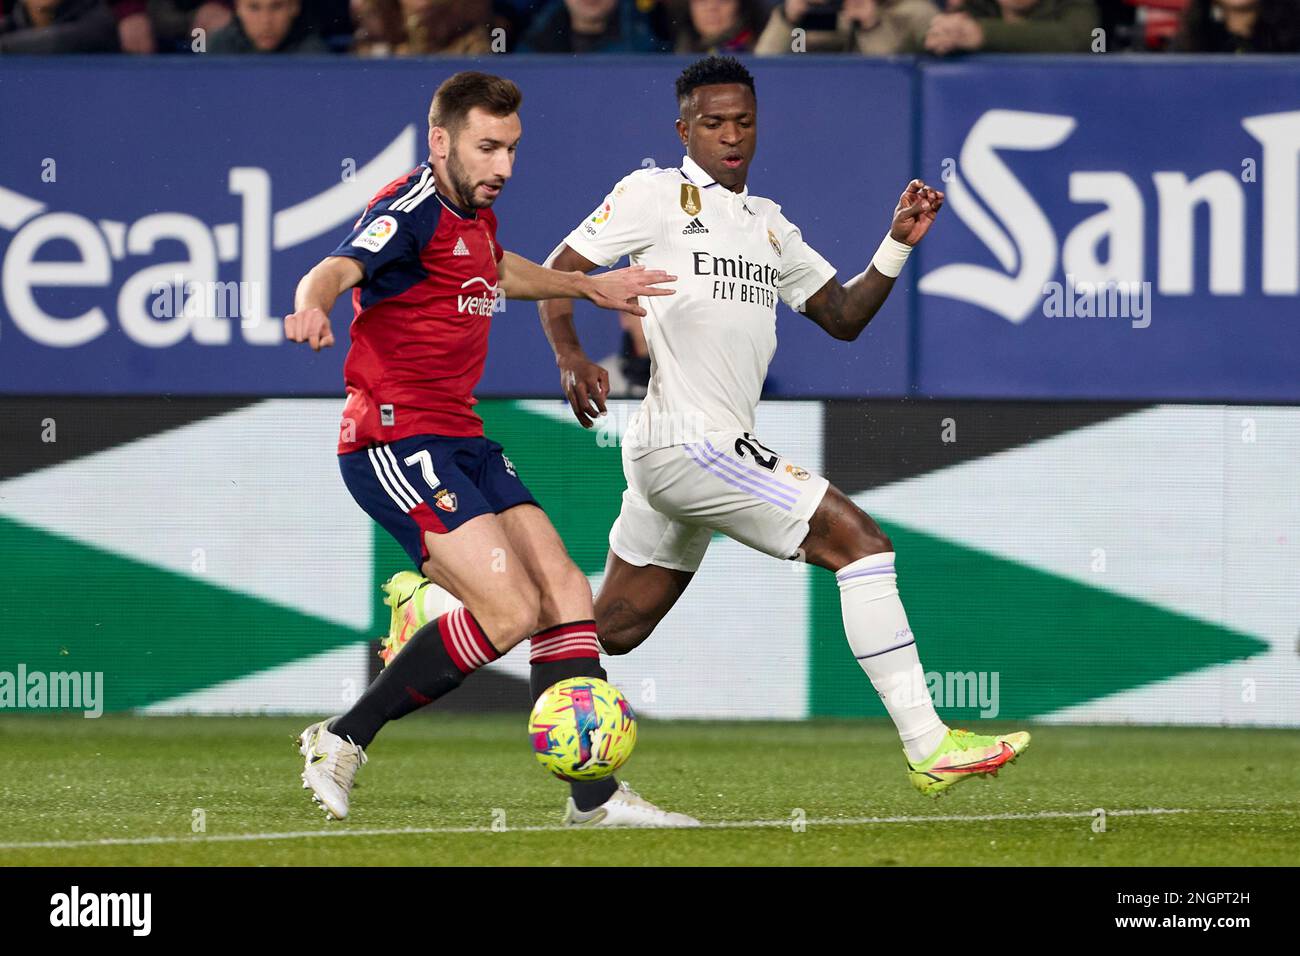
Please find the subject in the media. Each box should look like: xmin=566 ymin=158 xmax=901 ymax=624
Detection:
xmin=453 ymin=236 xmax=470 ymax=256
xmin=681 ymin=218 xmax=709 ymax=235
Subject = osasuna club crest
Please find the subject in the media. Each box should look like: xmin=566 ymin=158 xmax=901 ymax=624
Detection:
xmin=680 ymin=183 xmax=702 ymax=217
xmin=434 ymin=488 xmax=458 ymax=513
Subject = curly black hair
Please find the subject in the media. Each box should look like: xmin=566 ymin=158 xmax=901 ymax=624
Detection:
xmin=674 ymin=55 xmax=756 ymax=105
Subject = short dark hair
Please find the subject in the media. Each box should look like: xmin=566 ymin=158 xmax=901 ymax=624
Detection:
xmin=429 ymin=72 xmax=522 ymax=138
xmin=675 ymin=56 xmax=755 ymax=107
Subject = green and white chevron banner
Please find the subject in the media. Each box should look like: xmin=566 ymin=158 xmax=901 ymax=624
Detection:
xmin=0 ymin=399 xmax=1292 ymax=725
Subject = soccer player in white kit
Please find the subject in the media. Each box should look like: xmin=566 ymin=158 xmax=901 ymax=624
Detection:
xmin=538 ymin=56 xmax=1031 ymax=798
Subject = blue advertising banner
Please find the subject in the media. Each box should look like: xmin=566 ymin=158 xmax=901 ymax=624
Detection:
xmin=915 ymin=58 xmax=1300 ymax=401
xmin=0 ymin=57 xmax=914 ymax=398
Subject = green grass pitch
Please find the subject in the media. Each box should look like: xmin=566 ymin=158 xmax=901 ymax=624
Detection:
xmin=1 ymin=715 xmax=1297 ymax=866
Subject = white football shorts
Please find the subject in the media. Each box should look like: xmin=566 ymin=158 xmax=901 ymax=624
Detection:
xmin=609 ymin=429 xmax=830 ymax=573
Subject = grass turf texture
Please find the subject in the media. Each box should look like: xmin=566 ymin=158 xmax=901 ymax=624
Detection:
xmin=1 ymin=715 xmax=1296 ymax=866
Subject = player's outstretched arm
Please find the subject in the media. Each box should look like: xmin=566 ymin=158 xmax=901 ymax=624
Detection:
xmin=284 ymin=256 xmax=364 ymax=352
xmin=536 ymin=244 xmax=611 ymax=429
xmin=802 ymin=179 xmax=944 ymax=342
xmin=499 ymin=250 xmax=675 ymax=315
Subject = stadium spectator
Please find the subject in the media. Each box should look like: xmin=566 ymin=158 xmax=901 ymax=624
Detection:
xmin=1172 ymin=0 xmax=1300 ymax=52
xmin=0 ymin=0 xmax=119 ymax=51
xmin=671 ymin=0 xmax=767 ymax=53
xmin=493 ymin=0 xmax=547 ymax=41
xmin=755 ymin=0 xmax=937 ymax=54
xmin=397 ymin=0 xmax=493 ymax=54
xmin=206 ymin=0 xmax=327 ymax=52
xmin=923 ymin=0 xmax=1099 ymax=54
xmin=1093 ymin=0 xmax=1135 ymax=51
xmin=350 ymin=0 xmax=402 ymax=54
xmin=517 ymin=0 xmax=669 ymax=51
xmin=112 ymin=1 xmax=230 ymax=54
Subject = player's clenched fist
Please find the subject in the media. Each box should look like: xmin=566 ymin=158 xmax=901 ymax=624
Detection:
xmin=285 ymin=307 xmax=335 ymax=351
xmin=889 ymin=179 xmax=945 ymax=247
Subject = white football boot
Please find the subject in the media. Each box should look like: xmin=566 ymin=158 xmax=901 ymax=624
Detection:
xmin=562 ymin=781 xmax=701 ymax=828
xmin=297 ymin=718 xmax=367 ymax=820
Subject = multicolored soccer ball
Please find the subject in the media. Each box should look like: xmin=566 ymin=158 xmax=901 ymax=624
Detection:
xmin=528 ymin=677 xmax=637 ymax=781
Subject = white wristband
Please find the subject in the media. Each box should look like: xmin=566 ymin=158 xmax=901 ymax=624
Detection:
xmin=870 ymin=234 xmax=913 ymax=278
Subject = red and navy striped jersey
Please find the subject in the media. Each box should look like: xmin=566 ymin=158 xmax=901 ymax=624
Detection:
xmin=330 ymin=161 xmax=505 ymax=454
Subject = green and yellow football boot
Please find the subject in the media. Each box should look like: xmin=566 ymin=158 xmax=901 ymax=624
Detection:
xmin=907 ymin=728 xmax=1031 ymax=797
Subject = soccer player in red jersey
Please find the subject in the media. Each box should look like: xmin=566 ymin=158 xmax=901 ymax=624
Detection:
xmin=284 ymin=72 xmax=694 ymax=825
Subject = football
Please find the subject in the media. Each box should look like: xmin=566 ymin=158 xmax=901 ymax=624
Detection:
xmin=528 ymin=677 xmax=638 ymax=781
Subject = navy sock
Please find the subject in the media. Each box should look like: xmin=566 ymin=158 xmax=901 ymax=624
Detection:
xmin=333 ymin=608 xmax=498 ymax=749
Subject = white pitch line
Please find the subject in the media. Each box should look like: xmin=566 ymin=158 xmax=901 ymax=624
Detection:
xmin=0 ymin=807 xmax=1260 ymax=852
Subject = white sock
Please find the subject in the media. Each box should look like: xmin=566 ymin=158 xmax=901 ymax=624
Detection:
xmin=836 ymin=552 xmax=947 ymax=763
xmin=420 ymin=580 xmax=462 ymax=620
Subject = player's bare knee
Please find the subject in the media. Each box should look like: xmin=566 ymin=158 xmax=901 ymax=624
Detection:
xmin=596 ymin=621 xmax=630 ymax=655
xmin=533 ymin=561 xmax=593 ymax=630
xmin=594 ymin=601 xmax=648 ymax=656
xmin=495 ymin=609 xmax=539 ymax=651
xmin=806 ymin=492 xmax=892 ymax=568
xmin=598 ymin=626 xmax=645 ymax=656
xmin=476 ymin=582 xmax=541 ymax=650
xmin=513 ymin=581 xmax=544 ymax=639
xmin=558 ymin=560 xmax=594 ymax=614
xmin=852 ymin=512 xmax=893 ymax=557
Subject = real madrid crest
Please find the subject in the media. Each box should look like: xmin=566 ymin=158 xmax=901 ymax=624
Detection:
xmin=767 ymin=229 xmax=782 ymax=257
xmin=680 ymin=183 xmax=702 ymax=217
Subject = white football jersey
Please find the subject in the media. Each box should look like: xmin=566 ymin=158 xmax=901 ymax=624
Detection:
xmin=563 ymin=155 xmax=836 ymax=456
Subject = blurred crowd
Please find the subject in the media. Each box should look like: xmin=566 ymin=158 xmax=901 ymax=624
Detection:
xmin=2 ymin=0 xmax=1298 ymax=56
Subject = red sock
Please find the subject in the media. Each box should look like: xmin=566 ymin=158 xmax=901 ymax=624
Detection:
xmin=529 ymin=619 xmax=601 ymax=664
xmin=437 ymin=606 xmax=500 ymax=674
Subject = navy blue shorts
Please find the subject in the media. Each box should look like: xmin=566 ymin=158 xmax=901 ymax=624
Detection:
xmin=339 ymin=434 xmax=538 ymax=568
